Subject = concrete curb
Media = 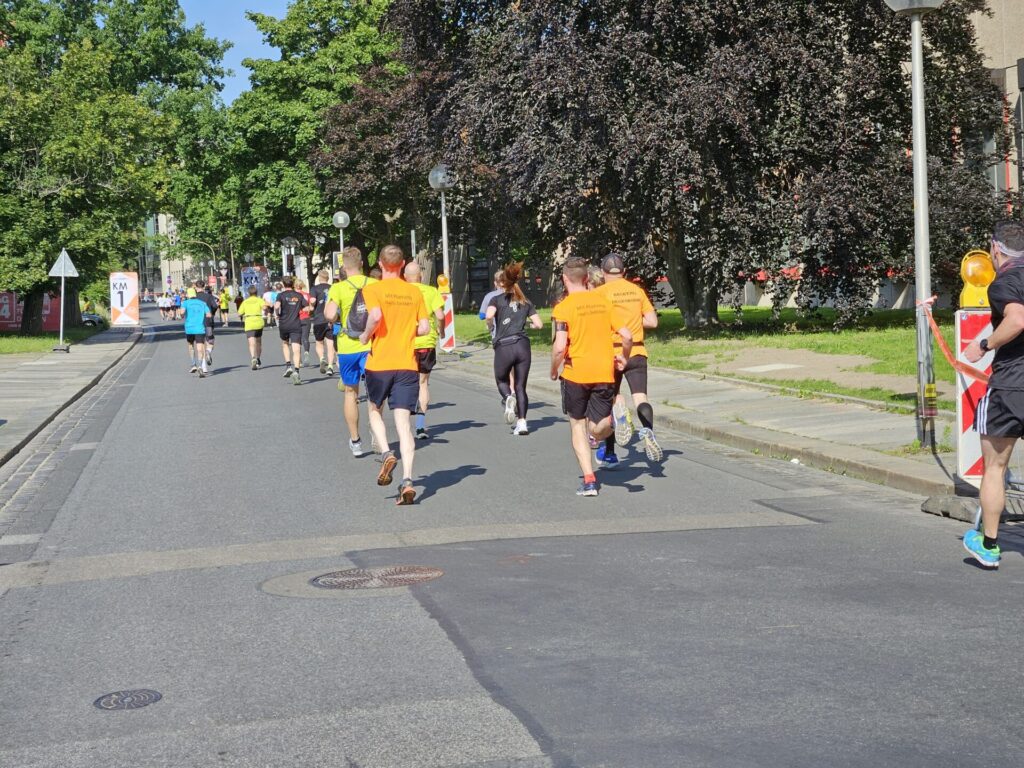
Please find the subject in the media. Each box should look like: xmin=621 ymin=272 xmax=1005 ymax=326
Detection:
xmin=0 ymin=327 xmax=144 ymax=468
xmin=445 ymin=351 xmax=955 ymax=499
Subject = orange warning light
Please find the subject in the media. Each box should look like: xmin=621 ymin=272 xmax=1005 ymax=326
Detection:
xmin=437 ymin=273 xmax=450 ymax=294
xmin=960 ymin=249 xmax=994 ymax=308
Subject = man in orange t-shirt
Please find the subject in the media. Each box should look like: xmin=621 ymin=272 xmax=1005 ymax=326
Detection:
xmin=358 ymin=244 xmax=429 ymax=504
xmin=550 ymin=257 xmax=632 ymax=497
xmin=594 ymin=253 xmax=662 ymax=465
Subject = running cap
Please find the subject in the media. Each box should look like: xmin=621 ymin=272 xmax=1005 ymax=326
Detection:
xmin=601 ymin=253 xmax=624 ymax=275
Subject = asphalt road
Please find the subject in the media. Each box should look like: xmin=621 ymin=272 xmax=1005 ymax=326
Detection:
xmin=0 ymin=306 xmax=1022 ymax=767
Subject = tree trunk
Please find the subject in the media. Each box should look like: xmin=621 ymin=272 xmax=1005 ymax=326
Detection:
xmin=63 ymin=284 xmax=82 ymax=327
xmin=20 ymin=290 xmax=44 ymax=334
xmin=662 ymin=234 xmax=719 ymax=329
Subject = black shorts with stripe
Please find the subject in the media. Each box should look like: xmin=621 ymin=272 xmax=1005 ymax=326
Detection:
xmin=975 ymin=388 xmax=1024 ymax=439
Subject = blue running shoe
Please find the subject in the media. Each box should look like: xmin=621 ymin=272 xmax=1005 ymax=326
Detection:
xmin=963 ymin=529 xmax=1000 ymax=569
xmin=576 ymin=481 xmax=599 ymax=497
xmin=596 ymin=444 xmax=619 ymax=469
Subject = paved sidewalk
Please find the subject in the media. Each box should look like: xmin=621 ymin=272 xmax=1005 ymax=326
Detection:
xmin=0 ymin=327 xmax=142 ymax=466
xmin=446 ymin=346 xmax=963 ymax=500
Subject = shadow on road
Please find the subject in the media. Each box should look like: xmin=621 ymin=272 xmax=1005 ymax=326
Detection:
xmin=417 ymin=464 xmax=487 ymax=502
xmin=428 ymin=419 xmax=487 ymax=436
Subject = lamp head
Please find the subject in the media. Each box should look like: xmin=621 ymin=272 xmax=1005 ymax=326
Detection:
xmin=429 ymin=164 xmax=454 ymax=191
xmin=332 ymin=211 xmax=350 ymax=229
xmin=884 ymin=0 xmax=945 ymax=15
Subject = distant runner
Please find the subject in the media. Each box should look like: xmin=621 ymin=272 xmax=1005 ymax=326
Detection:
xmin=594 ymin=253 xmax=662 ymax=467
xmin=239 ymin=285 xmax=265 ymax=369
xmin=274 ymin=276 xmax=308 ymax=385
xmin=485 ymin=262 xmax=542 ymax=436
xmin=218 ymin=286 xmax=231 ymax=327
xmin=550 ymin=257 xmax=632 ymax=497
xmin=359 ymin=244 xmax=429 ymax=504
xmin=197 ymin=283 xmax=219 ymax=365
xmin=311 ymin=269 xmax=336 ymax=376
xmin=404 ymin=262 xmax=446 ymax=440
xmin=182 ymin=288 xmax=212 ymax=378
xmin=295 ymin=278 xmax=313 ymax=367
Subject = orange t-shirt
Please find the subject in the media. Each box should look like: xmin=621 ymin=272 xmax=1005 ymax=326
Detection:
xmin=551 ymin=291 xmax=617 ymax=385
xmin=595 ymin=279 xmax=654 ymax=358
xmin=362 ymin=277 xmax=428 ymax=372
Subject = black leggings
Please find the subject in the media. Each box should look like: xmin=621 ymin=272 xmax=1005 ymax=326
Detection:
xmin=493 ymin=337 xmax=531 ymax=419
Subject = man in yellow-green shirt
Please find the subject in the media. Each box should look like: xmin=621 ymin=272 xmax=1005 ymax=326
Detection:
xmin=238 ymin=285 xmax=266 ymax=370
xmin=324 ymin=247 xmax=378 ymax=457
xmin=404 ymin=261 xmax=446 ymax=440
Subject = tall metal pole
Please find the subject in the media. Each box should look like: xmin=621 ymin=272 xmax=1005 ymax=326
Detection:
xmin=58 ymin=274 xmax=66 ymax=348
xmin=910 ymin=11 xmax=936 ymax=447
xmin=440 ymin=189 xmax=450 ymax=278
xmin=411 ymin=229 xmax=417 ymax=265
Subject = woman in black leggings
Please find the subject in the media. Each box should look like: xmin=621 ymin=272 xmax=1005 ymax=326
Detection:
xmin=485 ymin=262 xmax=543 ymax=435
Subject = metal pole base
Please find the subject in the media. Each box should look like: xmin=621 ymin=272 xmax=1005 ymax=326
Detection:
xmin=52 ymin=344 xmax=71 ymax=353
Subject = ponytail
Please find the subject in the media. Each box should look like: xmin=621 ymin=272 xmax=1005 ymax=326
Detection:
xmin=500 ymin=262 xmax=528 ymax=305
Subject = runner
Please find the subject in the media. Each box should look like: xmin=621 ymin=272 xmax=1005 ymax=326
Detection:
xmin=262 ymin=282 xmax=279 ymax=327
xmin=182 ymin=287 xmax=212 ymax=378
xmin=323 ymin=247 xmax=377 ymax=456
xmin=218 ymin=285 xmax=232 ymax=327
xmin=550 ymin=257 xmax=632 ymax=496
xmin=963 ymin=220 xmax=1024 ymax=569
xmin=295 ymin=278 xmax=313 ymax=366
xmin=404 ymin=261 xmax=446 ymax=440
xmin=479 ymin=272 xmax=504 ymax=339
xmin=274 ymin=276 xmax=308 ymax=385
xmin=358 ymin=244 xmax=429 ymax=504
xmin=485 ymin=262 xmax=543 ymax=436
xmin=172 ymin=290 xmax=182 ymax=320
xmin=197 ymin=284 xmax=219 ymax=366
xmin=310 ymin=269 xmax=336 ymax=376
xmin=239 ymin=285 xmax=266 ymax=369
xmin=593 ymin=253 xmax=662 ymax=467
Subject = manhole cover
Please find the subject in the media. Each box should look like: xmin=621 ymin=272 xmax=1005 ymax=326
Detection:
xmin=93 ymin=689 xmax=162 ymax=711
xmin=309 ymin=566 xmax=443 ymax=590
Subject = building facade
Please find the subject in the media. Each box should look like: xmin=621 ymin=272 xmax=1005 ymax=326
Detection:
xmin=974 ymin=1 xmax=1024 ymax=193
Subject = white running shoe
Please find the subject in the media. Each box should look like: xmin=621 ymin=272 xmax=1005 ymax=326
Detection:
xmin=512 ymin=419 xmax=529 ymax=436
xmin=613 ymin=401 xmax=634 ymax=447
xmin=349 ymin=439 xmax=364 ymax=457
xmin=639 ymin=427 xmax=663 ymax=462
xmin=504 ymin=394 xmax=517 ymax=425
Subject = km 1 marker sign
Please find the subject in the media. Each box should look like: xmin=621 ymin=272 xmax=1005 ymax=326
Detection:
xmin=109 ymin=272 xmax=140 ymax=326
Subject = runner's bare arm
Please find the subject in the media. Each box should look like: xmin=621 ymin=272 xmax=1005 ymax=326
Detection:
xmin=615 ymin=327 xmax=633 ymax=370
xmin=529 ymin=313 xmax=543 ymax=330
xmin=358 ymin=307 xmax=383 ymax=345
xmin=323 ymin=299 xmax=338 ymax=323
xmin=417 ymin=317 xmax=430 ymax=337
xmin=966 ymin=302 xmax=1024 ymax=362
xmin=551 ymin=324 xmax=568 ymax=380
xmin=642 ymin=310 xmax=658 ymax=329
xmin=485 ymin=305 xmax=497 ymax=330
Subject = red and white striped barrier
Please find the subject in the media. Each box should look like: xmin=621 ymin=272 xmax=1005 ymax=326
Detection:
xmin=955 ymin=309 xmax=994 ymax=488
xmin=439 ymin=293 xmax=456 ymax=352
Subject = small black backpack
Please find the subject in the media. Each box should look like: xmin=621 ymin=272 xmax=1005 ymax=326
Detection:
xmin=345 ymin=277 xmax=370 ymax=338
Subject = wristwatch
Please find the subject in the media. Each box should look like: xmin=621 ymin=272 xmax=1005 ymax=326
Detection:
xmin=980 ymin=338 xmax=991 ymax=352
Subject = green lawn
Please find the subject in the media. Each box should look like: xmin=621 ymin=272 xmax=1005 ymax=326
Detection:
xmin=0 ymin=326 xmax=102 ymax=354
xmin=455 ymin=306 xmax=958 ymax=410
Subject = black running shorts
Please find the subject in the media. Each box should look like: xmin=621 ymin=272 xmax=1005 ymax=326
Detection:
xmin=365 ymin=370 xmax=419 ymax=411
xmin=613 ymin=354 xmax=648 ymax=396
xmin=415 ymin=348 xmax=437 ymax=374
xmin=313 ymin=322 xmax=334 ymax=341
xmin=975 ymin=388 xmax=1024 ymax=439
xmin=561 ymin=380 xmax=614 ymax=423
xmin=185 ymin=333 xmax=205 ymax=344
xmin=279 ymin=326 xmax=302 ymax=344
xmin=245 ymin=329 xmax=263 ymax=339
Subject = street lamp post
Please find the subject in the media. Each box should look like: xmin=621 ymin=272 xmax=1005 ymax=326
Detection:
xmin=885 ymin=0 xmax=946 ymax=446
xmin=429 ymin=164 xmax=454 ymax=279
xmin=332 ymin=211 xmax=349 ymax=274
xmin=281 ymin=237 xmax=299 ymax=277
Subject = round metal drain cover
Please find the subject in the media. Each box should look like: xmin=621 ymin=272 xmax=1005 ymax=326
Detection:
xmin=94 ymin=689 xmax=162 ymax=711
xmin=309 ymin=566 xmax=443 ymax=590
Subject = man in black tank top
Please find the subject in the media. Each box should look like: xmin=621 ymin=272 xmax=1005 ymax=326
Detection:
xmin=963 ymin=220 xmax=1024 ymax=569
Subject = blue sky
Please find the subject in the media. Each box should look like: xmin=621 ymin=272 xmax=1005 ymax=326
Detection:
xmin=179 ymin=0 xmax=290 ymax=103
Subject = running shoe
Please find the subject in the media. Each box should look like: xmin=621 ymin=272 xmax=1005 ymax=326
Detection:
xmin=377 ymin=451 xmax=398 ymax=486
xmin=639 ymin=427 xmax=663 ymax=462
xmin=504 ymin=394 xmax=517 ymax=425
xmin=337 ymin=379 xmax=345 ymax=391
xmin=319 ymin=358 xmax=327 ymax=375
xmin=613 ymin=402 xmax=634 ymax=447
xmin=513 ymin=419 xmax=529 ymax=436
xmin=206 ymin=351 xmax=213 ymax=365
xmin=596 ymin=444 xmax=619 ymax=469
xmin=349 ymin=439 xmax=364 ymax=457
xmin=576 ymin=481 xmax=599 ymax=497
xmin=283 ymin=367 xmax=294 ymax=378
xmin=325 ymin=366 xmax=335 ymax=376
xmin=251 ymin=358 xmax=258 ymax=371
xmin=303 ymin=351 xmax=311 ymax=365
xmin=587 ymin=433 xmax=599 ymax=450
xmin=397 ymin=478 xmax=416 ymax=505
xmin=189 ymin=365 xmax=198 ymax=374
xmin=963 ymin=529 xmax=1001 ymax=569
xmin=292 ymin=370 xmax=302 ymax=385
xmin=198 ymin=370 xmax=207 ymax=379
xmin=416 ymin=427 xmax=429 ymax=440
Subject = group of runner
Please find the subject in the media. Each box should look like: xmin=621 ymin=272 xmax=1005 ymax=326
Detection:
xmin=177 ymin=244 xmax=665 ymax=502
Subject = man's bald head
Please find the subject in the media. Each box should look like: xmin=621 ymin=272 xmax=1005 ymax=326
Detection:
xmin=404 ymin=262 xmax=422 ymax=283
xmin=342 ymin=247 xmax=363 ymax=273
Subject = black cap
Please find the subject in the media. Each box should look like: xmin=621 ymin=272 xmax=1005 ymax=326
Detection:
xmin=601 ymin=253 xmax=624 ymax=275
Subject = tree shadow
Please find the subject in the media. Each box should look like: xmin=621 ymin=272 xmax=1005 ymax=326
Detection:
xmin=428 ymin=419 xmax=487 ymax=436
xmin=416 ymin=464 xmax=487 ymax=502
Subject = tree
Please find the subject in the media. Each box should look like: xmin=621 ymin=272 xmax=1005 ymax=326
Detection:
xmin=388 ymin=0 xmax=1007 ymax=327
